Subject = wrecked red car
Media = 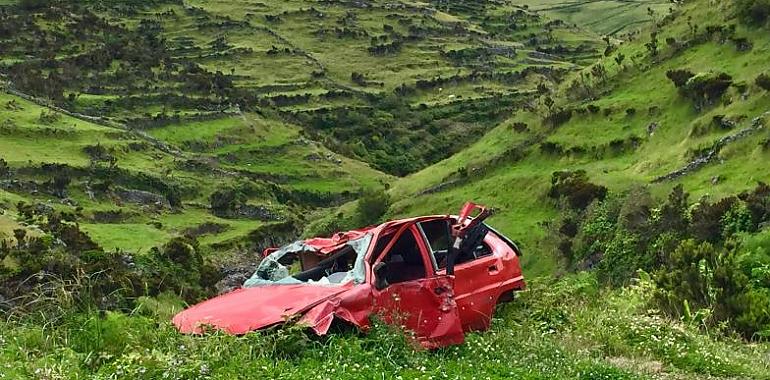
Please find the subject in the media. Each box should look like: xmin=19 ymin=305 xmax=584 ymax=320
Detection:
xmin=173 ymin=202 xmax=525 ymax=348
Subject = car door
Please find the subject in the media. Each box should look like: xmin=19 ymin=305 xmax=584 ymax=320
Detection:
xmin=418 ymin=217 xmax=502 ymax=331
xmin=371 ymin=223 xmax=464 ymax=348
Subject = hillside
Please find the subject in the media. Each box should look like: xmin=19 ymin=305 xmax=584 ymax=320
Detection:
xmin=3 ymin=0 xmax=770 ymax=378
xmin=0 ymin=0 xmax=611 ymax=253
xmin=385 ymin=0 xmax=770 ymax=276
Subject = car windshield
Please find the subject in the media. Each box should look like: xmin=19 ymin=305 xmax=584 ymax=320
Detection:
xmin=243 ymin=234 xmax=373 ymax=287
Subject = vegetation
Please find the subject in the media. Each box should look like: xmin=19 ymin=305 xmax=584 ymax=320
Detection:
xmin=2 ymin=0 xmax=770 ymax=378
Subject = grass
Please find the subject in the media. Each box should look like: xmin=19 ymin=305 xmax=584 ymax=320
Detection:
xmin=1 ymin=272 xmax=767 ymax=379
xmin=526 ymin=0 xmax=672 ymax=35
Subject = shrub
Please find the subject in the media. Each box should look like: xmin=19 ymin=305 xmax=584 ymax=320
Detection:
xmin=656 ymin=185 xmax=690 ymax=236
xmin=512 ymin=122 xmax=528 ymax=133
xmin=540 ymin=141 xmax=564 ymax=155
xmin=680 ymin=72 xmax=733 ymax=108
xmin=666 ymin=69 xmax=695 ymax=88
xmin=548 ymin=170 xmax=608 ymax=210
xmin=689 ymin=196 xmax=738 ymax=243
xmin=654 ymin=239 xmax=770 ymax=339
xmin=0 ymin=158 xmax=8 ymax=176
xmin=756 ymin=73 xmax=770 ymax=91
xmin=736 ymin=0 xmax=770 ymax=25
xmin=543 ymin=108 xmax=573 ymax=128
xmin=596 ymin=230 xmax=644 ymax=286
xmin=355 ymin=188 xmax=390 ymax=226
xmin=209 ymin=187 xmax=245 ymax=217
xmin=738 ymin=182 xmax=770 ymax=228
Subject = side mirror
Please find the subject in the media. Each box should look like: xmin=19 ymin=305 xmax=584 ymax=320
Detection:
xmin=373 ymin=262 xmax=388 ymax=290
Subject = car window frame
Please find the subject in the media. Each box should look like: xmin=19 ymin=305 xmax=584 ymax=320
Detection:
xmin=416 ymin=217 xmax=452 ymax=272
xmin=371 ymin=223 xmax=433 ymax=285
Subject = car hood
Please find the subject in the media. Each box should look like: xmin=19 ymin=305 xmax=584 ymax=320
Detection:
xmin=172 ymin=284 xmax=354 ymax=334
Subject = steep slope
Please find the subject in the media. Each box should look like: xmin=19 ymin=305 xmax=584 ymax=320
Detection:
xmin=385 ymin=0 xmax=770 ymax=276
xmin=0 ymin=0 xmax=644 ymax=258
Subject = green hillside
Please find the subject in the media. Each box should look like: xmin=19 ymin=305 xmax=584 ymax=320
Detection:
xmin=3 ymin=0 xmax=770 ymax=378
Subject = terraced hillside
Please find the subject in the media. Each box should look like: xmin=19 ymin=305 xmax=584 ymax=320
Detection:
xmin=380 ymin=1 xmax=770 ymax=274
xmin=0 ymin=0 xmax=611 ymax=253
xmin=526 ymin=0 xmax=673 ymax=35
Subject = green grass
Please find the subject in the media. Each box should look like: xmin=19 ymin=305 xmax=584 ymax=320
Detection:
xmin=527 ymin=0 xmax=672 ymax=35
xmin=2 ymin=272 xmax=767 ymax=379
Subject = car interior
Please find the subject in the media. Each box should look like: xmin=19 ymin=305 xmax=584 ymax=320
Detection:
xmin=290 ymin=246 xmax=357 ymax=283
xmin=419 ymin=219 xmax=493 ymax=270
xmin=377 ymin=228 xmax=427 ymax=286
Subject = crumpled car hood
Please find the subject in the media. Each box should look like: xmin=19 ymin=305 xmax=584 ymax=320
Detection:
xmin=173 ymin=284 xmax=353 ymax=334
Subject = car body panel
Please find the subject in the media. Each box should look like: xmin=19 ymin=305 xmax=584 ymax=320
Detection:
xmin=173 ymin=284 xmax=354 ymax=334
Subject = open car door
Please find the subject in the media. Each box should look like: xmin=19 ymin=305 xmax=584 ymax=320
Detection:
xmin=371 ymin=223 xmax=464 ymax=349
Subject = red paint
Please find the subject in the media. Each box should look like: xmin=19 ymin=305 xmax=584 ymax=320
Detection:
xmin=173 ymin=202 xmax=526 ymax=348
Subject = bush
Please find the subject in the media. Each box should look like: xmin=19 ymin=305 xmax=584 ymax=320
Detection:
xmin=543 ymin=108 xmax=573 ymax=128
xmin=680 ymin=72 xmax=733 ymax=108
xmin=739 ymin=182 xmax=770 ymax=228
xmin=355 ymin=188 xmax=390 ymax=226
xmin=548 ymin=170 xmax=608 ymax=210
xmin=666 ymin=69 xmax=695 ymax=88
xmin=654 ymin=238 xmax=770 ymax=339
xmin=756 ymin=73 xmax=770 ymax=91
xmin=209 ymin=187 xmax=245 ymax=217
xmin=736 ymin=0 xmax=770 ymax=25
xmin=689 ymin=196 xmax=738 ymax=243
xmin=0 ymin=158 xmax=8 ymax=176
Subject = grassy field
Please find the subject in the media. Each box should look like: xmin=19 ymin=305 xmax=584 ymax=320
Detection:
xmin=526 ymin=0 xmax=673 ymax=35
xmin=2 ymin=272 xmax=769 ymax=379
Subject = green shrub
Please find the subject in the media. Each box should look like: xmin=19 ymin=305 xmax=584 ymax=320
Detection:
xmin=666 ymin=69 xmax=695 ymax=88
xmin=355 ymin=188 xmax=390 ymax=226
xmin=757 ymin=73 xmax=770 ymax=90
xmin=680 ymin=72 xmax=734 ymax=109
xmin=736 ymin=0 xmax=770 ymax=25
xmin=654 ymin=238 xmax=770 ymax=339
xmin=689 ymin=196 xmax=738 ymax=243
xmin=209 ymin=187 xmax=245 ymax=217
xmin=548 ymin=170 xmax=608 ymax=210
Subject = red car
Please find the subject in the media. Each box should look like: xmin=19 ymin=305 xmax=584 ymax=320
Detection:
xmin=173 ymin=202 xmax=525 ymax=348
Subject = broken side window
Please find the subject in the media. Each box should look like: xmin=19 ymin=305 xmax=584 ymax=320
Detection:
xmin=378 ymin=228 xmax=427 ymax=285
xmin=418 ymin=219 xmax=451 ymax=270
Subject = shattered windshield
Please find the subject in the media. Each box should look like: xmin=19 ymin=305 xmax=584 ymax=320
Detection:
xmin=243 ymin=234 xmax=373 ymax=287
